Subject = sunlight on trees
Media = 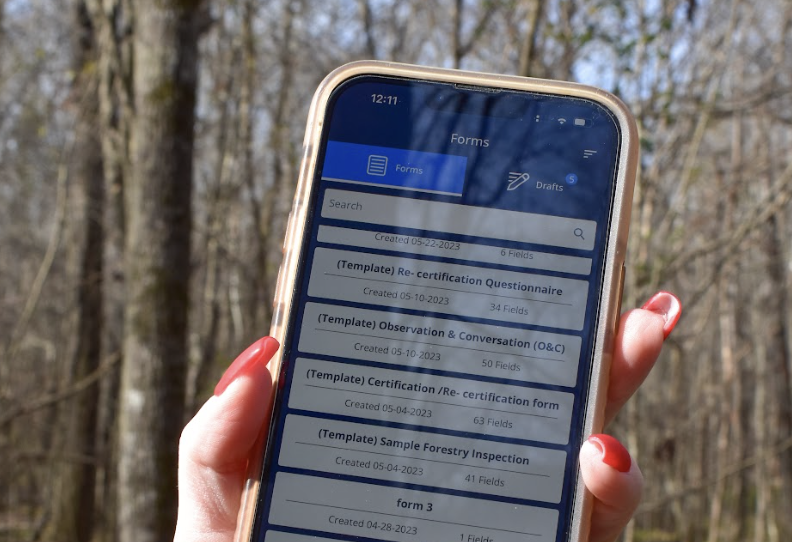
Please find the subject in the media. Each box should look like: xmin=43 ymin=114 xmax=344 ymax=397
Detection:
xmin=1 ymin=0 xmax=792 ymax=541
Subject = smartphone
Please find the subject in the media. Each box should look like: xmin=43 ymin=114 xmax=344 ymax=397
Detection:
xmin=236 ymin=61 xmax=638 ymax=542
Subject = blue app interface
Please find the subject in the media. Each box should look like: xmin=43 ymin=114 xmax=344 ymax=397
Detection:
xmin=255 ymin=77 xmax=622 ymax=542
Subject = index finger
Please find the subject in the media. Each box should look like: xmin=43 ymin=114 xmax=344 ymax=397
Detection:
xmin=604 ymin=291 xmax=681 ymax=425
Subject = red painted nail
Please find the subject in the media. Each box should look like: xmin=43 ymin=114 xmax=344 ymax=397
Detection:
xmin=214 ymin=337 xmax=280 ymax=396
xmin=641 ymin=291 xmax=682 ymax=339
xmin=588 ymin=434 xmax=632 ymax=473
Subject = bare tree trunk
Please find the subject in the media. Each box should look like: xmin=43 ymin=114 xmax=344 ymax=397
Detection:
xmin=189 ymin=13 xmax=236 ymax=411
xmin=451 ymin=0 xmax=463 ymax=68
xmin=761 ymin=121 xmax=792 ymax=541
xmin=752 ymin=302 xmax=770 ymax=542
xmin=516 ymin=0 xmax=545 ymax=77
xmin=358 ymin=0 xmax=378 ymax=58
xmin=449 ymin=0 xmax=499 ymax=69
xmin=85 ymin=0 xmax=133 ymax=538
xmin=263 ymin=0 xmax=298 ymax=306
xmin=0 ymin=0 xmax=5 ymax=45
xmin=707 ymin=166 xmax=738 ymax=542
xmin=238 ymin=0 xmax=268 ymax=333
xmin=559 ymin=2 xmax=576 ymax=78
xmin=728 ymin=98 xmax=746 ymax=542
xmin=117 ymin=1 xmax=202 ymax=540
xmin=763 ymin=10 xmax=792 ymax=537
xmin=42 ymin=2 xmax=104 ymax=539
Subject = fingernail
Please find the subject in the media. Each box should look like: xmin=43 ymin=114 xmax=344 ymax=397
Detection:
xmin=214 ymin=337 xmax=280 ymax=396
xmin=641 ymin=291 xmax=682 ymax=339
xmin=588 ymin=434 xmax=632 ymax=473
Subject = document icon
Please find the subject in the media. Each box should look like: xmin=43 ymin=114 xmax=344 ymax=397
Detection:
xmin=367 ymin=155 xmax=388 ymax=176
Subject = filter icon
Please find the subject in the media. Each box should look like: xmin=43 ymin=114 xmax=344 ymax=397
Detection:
xmin=367 ymin=155 xmax=388 ymax=176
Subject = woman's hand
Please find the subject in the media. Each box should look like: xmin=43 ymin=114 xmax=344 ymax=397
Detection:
xmin=175 ymin=337 xmax=279 ymax=542
xmin=175 ymin=291 xmax=681 ymax=542
xmin=578 ymin=291 xmax=681 ymax=542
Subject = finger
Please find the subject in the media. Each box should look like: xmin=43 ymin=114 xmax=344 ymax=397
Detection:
xmin=175 ymin=337 xmax=279 ymax=542
xmin=580 ymin=434 xmax=643 ymax=542
xmin=604 ymin=291 xmax=681 ymax=425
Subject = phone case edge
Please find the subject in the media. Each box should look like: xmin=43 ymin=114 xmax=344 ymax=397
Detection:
xmin=234 ymin=59 xmax=640 ymax=542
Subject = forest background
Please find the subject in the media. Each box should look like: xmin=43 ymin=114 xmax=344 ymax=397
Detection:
xmin=2 ymin=0 xmax=792 ymax=541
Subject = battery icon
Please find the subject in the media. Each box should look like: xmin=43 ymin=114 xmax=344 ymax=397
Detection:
xmin=574 ymin=118 xmax=588 ymax=127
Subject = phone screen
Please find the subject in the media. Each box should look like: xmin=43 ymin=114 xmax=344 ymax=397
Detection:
xmin=252 ymin=75 xmax=624 ymax=542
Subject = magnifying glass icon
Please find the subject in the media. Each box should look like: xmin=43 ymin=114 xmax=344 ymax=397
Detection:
xmin=573 ymin=227 xmax=585 ymax=240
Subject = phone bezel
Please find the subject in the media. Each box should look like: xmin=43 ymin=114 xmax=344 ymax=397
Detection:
xmin=234 ymin=60 xmax=639 ymax=542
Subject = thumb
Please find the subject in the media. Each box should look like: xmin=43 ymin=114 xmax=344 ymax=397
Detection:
xmin=175 ymin=337 xmax=279 ymax=542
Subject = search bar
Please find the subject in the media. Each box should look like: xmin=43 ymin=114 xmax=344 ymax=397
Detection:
xmin=321 ymin=189 xmax=596 ymax=250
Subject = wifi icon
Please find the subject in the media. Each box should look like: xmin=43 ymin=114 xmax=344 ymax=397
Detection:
xmin=557 ymin=118 xmax=567 ymax=125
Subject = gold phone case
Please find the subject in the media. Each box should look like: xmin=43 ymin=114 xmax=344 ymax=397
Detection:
xmin=234 ymin=60 xmax=638 ymax=542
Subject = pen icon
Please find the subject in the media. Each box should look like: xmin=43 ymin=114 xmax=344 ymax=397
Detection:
xmin=507 ymin=172 xmax=530 ymax=191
